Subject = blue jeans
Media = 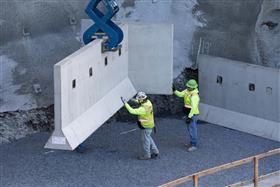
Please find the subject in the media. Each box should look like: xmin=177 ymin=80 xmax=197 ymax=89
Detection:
xmin=187 ymin=115 xmax=198 ymax=147
xmin=141 ymin=128 xmax=159 ymax=157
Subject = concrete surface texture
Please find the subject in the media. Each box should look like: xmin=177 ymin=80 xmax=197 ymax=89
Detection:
xmin=198 ymin=55 xmax=280 ymax=141
xmin=1 ymin=118 xmax=280 ymax=187
xmin=199 ymin=103 xmax=280 ymax=142
xmin=198 ymin=55 xmax=280 ymax=122
xmin=3 ymin=0 xmax=276 ymax=113
xmin=127 ymin=23 xmax=173 ymax=94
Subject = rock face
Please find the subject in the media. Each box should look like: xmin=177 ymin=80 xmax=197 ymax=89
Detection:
xmin=254 ymin=0 xmax=280 ymax=68
xmin=194 ymin=0 xmax=263 ymax=64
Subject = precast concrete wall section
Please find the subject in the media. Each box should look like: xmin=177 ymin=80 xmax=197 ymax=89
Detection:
xmin=45 ymin=23 xmax=173 ymax=150
xmin=128 ymin=23 xmax=173 ymax=94
xmin=45 ymin=25 xmax=137 ymax=150
xmin=198 ymin=55 xmax=280 ymax=141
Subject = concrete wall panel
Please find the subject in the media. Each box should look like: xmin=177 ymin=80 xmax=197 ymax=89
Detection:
xmin=45 ymin=25 xmax=137 ymax=150
xmin=199 ymin=55 xmax=279 ymax=122
xmin=128 ymin=23 xmax=173 ymax=95
xmin=199 ymin=103 xmax=280 ymax=141
xmin=198 ymin=55 xmax=280 ymax=141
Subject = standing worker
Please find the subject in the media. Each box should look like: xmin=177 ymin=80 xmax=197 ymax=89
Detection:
xmin=173 ymin=79 xmax=200 ymax=152
xmin=121 ymin=92 xmax=159 ymax=160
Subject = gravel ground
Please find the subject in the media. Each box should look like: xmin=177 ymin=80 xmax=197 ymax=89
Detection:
xmin=0 ymin=117 xmax=279 ymax=187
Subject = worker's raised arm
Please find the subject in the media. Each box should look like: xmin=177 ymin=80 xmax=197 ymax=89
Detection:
xmin=174 ymin=90 xmax=186 ymax=97
xmin=124 ymin=103 xmax=146 ymax=115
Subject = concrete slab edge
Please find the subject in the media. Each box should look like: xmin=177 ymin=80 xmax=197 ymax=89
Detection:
xmin=199 ymin=103 xmax=280 ymax=142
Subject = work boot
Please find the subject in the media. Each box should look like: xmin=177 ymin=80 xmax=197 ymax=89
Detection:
xmin=151 ymin=149 xmax=159 ymax=159
xmin=75 ymin=143 xmax=86 ymax=153
xmin=187 ymin=146 xmax=198 ymax=152
xmin=184 ymin=143 xmax=192 ymax=148
xmin=137 ymin=155 xmax=151 ymax=160
xmin=151 ymin=153 xmax=159 ymax=159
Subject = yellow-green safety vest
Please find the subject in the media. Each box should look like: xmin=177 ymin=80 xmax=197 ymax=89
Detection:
xmin=138 ymin=100 xmax=155 ymax=128
xmin=174 ymin=88 xmax=200 ymax=118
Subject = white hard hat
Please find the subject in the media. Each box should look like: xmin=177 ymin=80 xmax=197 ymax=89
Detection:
xmin=136 ymin=92 xmax=147 ymax=100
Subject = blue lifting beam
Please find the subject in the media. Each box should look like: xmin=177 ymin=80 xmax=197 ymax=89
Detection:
xmin=83 ymin=0 xmax=124 ymax=52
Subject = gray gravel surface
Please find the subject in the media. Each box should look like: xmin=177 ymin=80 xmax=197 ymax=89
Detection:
xmin=0 ymin=118 xmax=279 ymax=187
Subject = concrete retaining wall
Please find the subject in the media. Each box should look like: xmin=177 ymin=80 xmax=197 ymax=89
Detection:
xmin=198 ymin=55 xmax=280 ymax=141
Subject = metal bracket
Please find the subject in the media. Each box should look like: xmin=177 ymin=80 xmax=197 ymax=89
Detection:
xmin=83 ymin=0 xmax=123 ymax=52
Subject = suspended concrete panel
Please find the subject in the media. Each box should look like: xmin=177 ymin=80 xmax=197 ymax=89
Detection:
xmin=45 ymin=25 xmax=137 ymax=150
xmin=198 ymin=55 xmax=280 ymax=141
xmin=45 ymin=23 xmax=173 ymax=150
xmin=128 ymin=23 xmax=173 ymax=95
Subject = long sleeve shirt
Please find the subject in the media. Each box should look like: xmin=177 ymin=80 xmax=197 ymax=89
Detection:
xmin=174 ymin=88 xmax=200 ymax=118
xmin=124 ymin=103 xmax=146 ymax=115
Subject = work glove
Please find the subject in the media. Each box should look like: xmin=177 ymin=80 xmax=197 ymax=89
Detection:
xmin=172 ymin=84 xmax=176 ymax=92
xmin=120 ymin=97 xmax=126 ymax=104
xmin=131 ymin=98 xmax=139 ymax=104
xmin=186 ymin=117 xmax=191 ymax=124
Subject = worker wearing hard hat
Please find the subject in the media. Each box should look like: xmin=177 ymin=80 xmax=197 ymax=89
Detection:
xmin=173 ymin=79 xmax=200 ymax=152
xmin=121 ymin=92 xmax=159 ymax=160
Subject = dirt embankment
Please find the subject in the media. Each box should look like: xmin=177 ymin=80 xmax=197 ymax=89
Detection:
xmin=0 ymin=105 xmax=54 ymax=144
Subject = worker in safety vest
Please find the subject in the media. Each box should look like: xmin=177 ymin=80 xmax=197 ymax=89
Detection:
xmin=121 ymin=92 xmax=159 ymax=160
xmin=173 ymin=79 xmax=200 ymax=152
